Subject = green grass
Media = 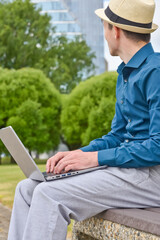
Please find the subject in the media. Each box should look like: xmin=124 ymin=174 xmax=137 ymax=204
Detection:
xmin=0 ymin=163 xmax=73 ymax=237
xmin=0 ymin=164 xmax=46 ymax=207
xmin=0 ymin=165 xmax=26 ymax=207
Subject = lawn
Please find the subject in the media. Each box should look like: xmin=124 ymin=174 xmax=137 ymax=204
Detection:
xmin=0 ymin=162 xmax=73 ymax=237
xmin=0 ymin=164 xmax=46 ymax=208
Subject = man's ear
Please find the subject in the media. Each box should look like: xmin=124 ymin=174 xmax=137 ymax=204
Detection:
xmin=113 ymin=26 xmax=120 ymax=39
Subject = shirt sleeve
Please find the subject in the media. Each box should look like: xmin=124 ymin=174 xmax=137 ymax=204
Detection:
xmin=98 ymin=68 xmax=160 ymax=168
xmin=80 ymin=101 xmax=127 ymax=152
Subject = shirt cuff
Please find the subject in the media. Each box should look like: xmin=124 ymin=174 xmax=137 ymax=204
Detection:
xmin=98 ymin=148 xmax=116 ymax=166
xmin=80 ymin=145 xmax=95 ymax=152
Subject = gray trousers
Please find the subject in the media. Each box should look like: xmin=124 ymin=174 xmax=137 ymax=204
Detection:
xmin=8 ymin=166 xmax=160 ymax=240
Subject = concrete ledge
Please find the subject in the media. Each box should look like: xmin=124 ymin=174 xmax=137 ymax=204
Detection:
xmin=0 ymin=203 xmax=11 ymax=239
xmin=72 ymin=217 xmax=160 ymax=240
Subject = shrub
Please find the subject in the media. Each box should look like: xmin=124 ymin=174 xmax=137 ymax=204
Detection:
xmin=0 ymin=68 xmax=61 ymax=156
xmin=61 ymin=72 xmax=117 ymax=149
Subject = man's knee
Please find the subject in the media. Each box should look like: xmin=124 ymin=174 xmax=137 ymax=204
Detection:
xmin=15 ymin=179 xmax=39 ymax=202
xmin=32 ymin=181 xmax=67 ymax=203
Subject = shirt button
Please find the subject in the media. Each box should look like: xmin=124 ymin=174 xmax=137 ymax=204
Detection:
xmin=124 ymin=79 xmax=128 ymax=83
xmin=128 ymin=119 xmax=131 ymax=122
xmin=121 ymin=100 xmax=124 ymax=104
xmin=125 ymin=139 xmax=129 ymax=143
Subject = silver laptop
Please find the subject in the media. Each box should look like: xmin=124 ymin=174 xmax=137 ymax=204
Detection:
xmin=0 ymin=126 xmax=107 ymax=181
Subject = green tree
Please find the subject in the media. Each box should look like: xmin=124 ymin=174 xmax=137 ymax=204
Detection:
xmin=0 ymin=0 xmax=52 ymax=69
xmin=37 ymin=36 xmax=95 ymax=93
xmin=0 ymin=68 xmax=61 ymax=161
xmin=0 ymin=0 xmax=95 ymax=93
xmin=61 ymin=72 xmax=117 ymax=150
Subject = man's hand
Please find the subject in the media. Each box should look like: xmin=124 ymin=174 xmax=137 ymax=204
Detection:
xmin=46 ymin=150 xmax=98 ymax=174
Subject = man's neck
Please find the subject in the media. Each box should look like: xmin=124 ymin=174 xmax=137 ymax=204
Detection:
xmin=119 ymin=41 xmax=148 ymax=64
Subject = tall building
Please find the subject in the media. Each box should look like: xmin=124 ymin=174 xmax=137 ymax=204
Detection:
xmin=63 ymin=0 xmax=106 ymax=74
xmin=32 ymin=0 xmax=106 ymax=75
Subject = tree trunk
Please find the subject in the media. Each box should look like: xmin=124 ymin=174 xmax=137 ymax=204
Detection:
xmin=10 ymin=155 xmax=16 ymax=164
xmin=29 ymin=150 xmax=32 ymax=157
xmin=60 ymin=135 xmax=80 ymax=151
xmin=36 ymin=152 xmax=39 ymax=159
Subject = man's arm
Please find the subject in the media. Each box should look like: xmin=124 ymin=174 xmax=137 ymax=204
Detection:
xmin=46 ymin=100 xmax=127 ymax=173
xmin=97 ymin=68 xmax=160 ymax=168
xmin=80 ymin=101 xmax=127 ymax=152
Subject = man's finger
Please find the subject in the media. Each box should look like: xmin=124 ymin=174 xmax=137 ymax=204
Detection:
xmin=54 ymin=152 xmax=77 ymax=173
xmin=54 ymin=158 xmax=75 ymax=174
xmin=46 ymin=158 xmax=51 ymax=172
xmin=46 ymin=153 xmax=62 ymax=172
xmin=55 ymin=152 xmax=82 ymax=173
xmin=46 ymin=152 xmax=70 ymax=172
xmin=65 ymin=164 xmax=77 ymax=172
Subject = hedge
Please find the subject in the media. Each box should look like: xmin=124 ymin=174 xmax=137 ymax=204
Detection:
xmin=0 ymin=68 xmax=61 ymax=155
xmin=61 ymin=71 xmax=117 ymax=149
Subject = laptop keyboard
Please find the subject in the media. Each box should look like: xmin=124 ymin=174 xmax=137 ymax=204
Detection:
xmin=42 ymin=172 xmax=56 ymax=177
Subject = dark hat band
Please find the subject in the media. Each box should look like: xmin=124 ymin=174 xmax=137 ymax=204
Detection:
xmin=105 ymin=6 xmax=152 ymax=29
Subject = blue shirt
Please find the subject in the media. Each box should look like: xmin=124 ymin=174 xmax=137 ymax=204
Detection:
xmin=81 ymin=43 xmax=160 ymax=168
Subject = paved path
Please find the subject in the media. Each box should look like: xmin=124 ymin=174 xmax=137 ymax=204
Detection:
xmin=0 ymin=204 xmax=11 ymax=240
xmin=0 ymin=203 xmax=71 ymax=240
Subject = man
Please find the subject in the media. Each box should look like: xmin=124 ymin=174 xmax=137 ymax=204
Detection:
xmin=8 ymin=0 xmax=160 ymax=239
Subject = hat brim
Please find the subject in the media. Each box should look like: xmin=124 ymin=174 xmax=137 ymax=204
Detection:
xmin=95 ymin=8 xmax=158 ymax=34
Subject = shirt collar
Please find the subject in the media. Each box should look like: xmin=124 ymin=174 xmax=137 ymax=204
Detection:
xmin=117 ymin=43 xmax=154 ymax=75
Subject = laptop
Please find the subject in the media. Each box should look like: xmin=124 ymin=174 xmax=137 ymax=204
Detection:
xmin=0 ymin=126 xmax=107 ymax=181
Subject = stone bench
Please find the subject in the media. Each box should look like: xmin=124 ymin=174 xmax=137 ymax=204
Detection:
xmin=72 ymin=208 xmax=160 ymax=240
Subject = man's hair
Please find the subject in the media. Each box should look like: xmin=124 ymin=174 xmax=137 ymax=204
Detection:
xmin=108 ymin=23 xmax=151 ymax=43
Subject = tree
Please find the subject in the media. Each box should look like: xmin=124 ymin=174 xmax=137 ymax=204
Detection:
xmin=0 ymin=68 xmax=61 ymax=161
xmin=0 ymin=0 xmax=95 ymax=93
xmin=36 ymin=36 xmax=95 ymax=93
xmin=61 ymin=72 xmax=117 ymax=150
xmin=0 ymin=0 xmax=52 ymax=69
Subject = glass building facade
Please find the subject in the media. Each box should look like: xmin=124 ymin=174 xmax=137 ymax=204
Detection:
xmin=32 ymin=0 xmax=106 ymax=75
xmin=63 ymin=0 xmax=106 ymax=74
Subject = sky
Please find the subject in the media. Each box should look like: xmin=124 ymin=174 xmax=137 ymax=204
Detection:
xmin=103 ymin=0 xmax=160 ymax=71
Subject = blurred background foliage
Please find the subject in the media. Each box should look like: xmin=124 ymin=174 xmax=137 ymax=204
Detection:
xmin=0 ymin=68 xmax=117 ymax=162
xmin=0 ymin=68 xmax=61 ymax=163
xmin=0 ymin=0 xmax=95 ymax=93
xmin=61 ymin=72 xmax=117 ymax=150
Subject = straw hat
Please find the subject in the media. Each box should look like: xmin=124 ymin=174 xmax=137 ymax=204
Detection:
xmin=95 ymin=0 xmax=158 ymax=33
